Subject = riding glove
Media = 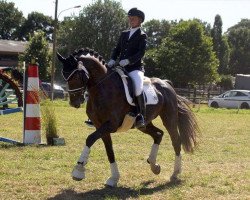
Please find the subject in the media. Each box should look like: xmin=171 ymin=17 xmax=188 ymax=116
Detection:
xmin=119 ymin=59 xmax=130 ymax=67
xmin=107 ymin=59 xmax=115 ymax=67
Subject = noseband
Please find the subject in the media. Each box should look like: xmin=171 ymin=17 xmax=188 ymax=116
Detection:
xmin=62 ymin=61 xmax=89 ymax=97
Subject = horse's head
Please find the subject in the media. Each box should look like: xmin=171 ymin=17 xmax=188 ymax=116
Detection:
xmin=57 ymin=52 xmax=89 ymax=108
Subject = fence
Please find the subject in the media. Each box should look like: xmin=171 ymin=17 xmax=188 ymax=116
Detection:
xmin=175 ymin=86 xmax=224 ymax=104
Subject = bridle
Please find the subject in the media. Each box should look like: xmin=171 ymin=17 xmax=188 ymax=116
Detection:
xmin=62 ymin=61 xmax=89 ymax=97
xmin=62 ymin=59 xmax=117 ymax=97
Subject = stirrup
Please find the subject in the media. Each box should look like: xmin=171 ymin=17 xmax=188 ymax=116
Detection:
xmin=135 ymin=114 xmax=145 ymax=128
xmin=84 ymin=119 xmax=94 ymax=127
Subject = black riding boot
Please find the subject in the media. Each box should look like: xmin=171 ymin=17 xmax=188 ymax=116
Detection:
xmin=135 ymin=93 xmax=146 ymax=128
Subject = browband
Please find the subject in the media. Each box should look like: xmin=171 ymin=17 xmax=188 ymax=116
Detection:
xmin=62 ymin=61 xmax=89 ymax=81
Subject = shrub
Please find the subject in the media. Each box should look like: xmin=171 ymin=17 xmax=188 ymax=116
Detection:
xmin=218 ymin=75 xmax=234 ymax=90
xmin=41 ymin=100 xmax=58 ymax=145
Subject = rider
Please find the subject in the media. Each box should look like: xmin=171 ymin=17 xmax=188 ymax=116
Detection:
xmin=107 ymin=8 xmax=147 ymax=128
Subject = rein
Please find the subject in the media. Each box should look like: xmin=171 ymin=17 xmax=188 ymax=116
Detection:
xmin=88 ymin=69 xmax=116 ymax=91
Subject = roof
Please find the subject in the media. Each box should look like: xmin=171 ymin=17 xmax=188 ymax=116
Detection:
xmin=0 ymin=39 xmax=28 ymax=54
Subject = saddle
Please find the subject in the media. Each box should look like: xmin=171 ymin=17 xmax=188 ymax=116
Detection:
xmin=114 ymin=67 xmax=158 ymax=106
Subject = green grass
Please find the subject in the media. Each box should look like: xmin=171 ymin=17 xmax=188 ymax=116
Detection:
xmin=0 ymin=102 xmax=249 ymax=200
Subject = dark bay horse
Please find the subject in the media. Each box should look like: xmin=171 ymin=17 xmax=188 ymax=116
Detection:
xmin=57 ymin=48 xmax=199 ymax=187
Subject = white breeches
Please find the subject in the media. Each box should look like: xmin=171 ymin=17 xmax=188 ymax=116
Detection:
xmin=128 ymin=70 xmax=144 ymax=96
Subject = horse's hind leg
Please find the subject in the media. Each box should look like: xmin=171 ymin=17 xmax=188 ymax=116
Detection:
xmin=160 ymin=112 xmax=182 ymax=181
xmin=140 ymin=122 xmax=164 ymax=175
xmin=102 ymin=134 xmax=120 ymax=187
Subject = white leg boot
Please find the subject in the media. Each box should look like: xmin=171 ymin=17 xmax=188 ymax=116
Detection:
xmin=72 ymin=146 xmax=90 ymax=181
xmin=147 ymin=143 xmax=161 ymax=175
xmin=170 ymin=155 xmax=182 ymax=181
xmin=105 ymin=162 xmax=120 ymax=187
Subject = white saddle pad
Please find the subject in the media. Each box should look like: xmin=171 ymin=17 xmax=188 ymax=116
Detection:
xmin=116 ymin=69 xmax=159 ymax=106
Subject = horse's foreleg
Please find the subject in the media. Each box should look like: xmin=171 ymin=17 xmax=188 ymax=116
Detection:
xmin=106 ymin=162 xmax=120 ymax=187
xmin=72 ymin=122 xmax=113 ymax=181
xmin=72 ymin=146 xmax=90 ymax=181
xmin=140 ymin=123 xmax=163 ymax=175
xmin=102 ymin=134 xmax=120 ymax=187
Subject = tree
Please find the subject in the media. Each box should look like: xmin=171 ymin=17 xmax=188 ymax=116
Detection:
xmin=57 ymin=17 xmax=78 ymax=55
xmin=143 ymin=19 xmax=174 ymax=77
xmin=227 ymin=18 xmax=250 ymax=30
xmin=19 ymin=31 xmax=51 ymax=81
xmin=15 ymin=12 xmax=53 ymax=41
xmin=143 ymin=19 xmax=172 ymax=49
xmin=194 ymin=18 xmax=212 ymax=37
xmin=211 ymin=15 xmax=230 ymax=74
xmin=58 ymin=0 xmax=127 ymax=59
xmin=0 ymin=0 xmax=24 ymax=39
xmin=155 ymin=20 xmax=219 ymax=86
xmin=227 ymin=19 xmax=250 ymax=75
xmin=144 ymin=49 xmax=160 ymax=77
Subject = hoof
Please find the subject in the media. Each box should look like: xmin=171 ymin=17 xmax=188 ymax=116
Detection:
xmin=105 ymin=177 xmax=119 ymax=187
xmin=150 ymin=163 xmax=161 ymax=175
xmin=170 ymin=175 xmax=181 ymax=183
xmin=72 ymin=176 xmax=83 ymax=181
xmin=72 ymin=164 xmax=85 ymax=181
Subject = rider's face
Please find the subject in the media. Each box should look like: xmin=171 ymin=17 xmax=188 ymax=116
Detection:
xmin=128 ymin=16 xmax=142 ymax=28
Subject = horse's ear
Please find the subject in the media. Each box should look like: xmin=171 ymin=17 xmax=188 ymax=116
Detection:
xmin=57 ymin=52 xmax=65 ymax=62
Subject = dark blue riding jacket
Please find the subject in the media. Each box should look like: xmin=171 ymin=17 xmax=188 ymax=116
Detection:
xmin=111 ymin=28 xmax=147 ymax=73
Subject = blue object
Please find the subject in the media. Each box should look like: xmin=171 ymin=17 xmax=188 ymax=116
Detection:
xmin=0 ymin=137 xmax=23 ymax=145
xmin=0 ymin=107 xmax=22 ymax=115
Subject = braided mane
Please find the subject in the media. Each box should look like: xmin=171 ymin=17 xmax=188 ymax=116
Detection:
xmin=72 ymin=48 xmax=107 ymax=66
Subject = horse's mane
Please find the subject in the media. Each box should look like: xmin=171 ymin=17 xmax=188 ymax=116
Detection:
xmin=72 ymin=48 xmax=107 ymax=67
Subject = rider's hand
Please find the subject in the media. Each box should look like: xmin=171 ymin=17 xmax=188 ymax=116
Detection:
xmin=119 ymin=59 xmax=129 ymax=67
xmin=107 ymin=59 xmax=115 ymax=68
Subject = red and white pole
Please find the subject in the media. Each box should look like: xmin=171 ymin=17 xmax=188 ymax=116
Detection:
xmin=23 ymin=62 xmax=41 ymax=144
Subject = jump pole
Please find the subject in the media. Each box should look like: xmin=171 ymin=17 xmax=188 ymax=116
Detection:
xmin=0 ymin=107 xmax=22 ymax=115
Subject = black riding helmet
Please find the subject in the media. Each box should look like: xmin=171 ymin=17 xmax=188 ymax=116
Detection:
xmin=128 ymin=8 xmax=145 ymax=22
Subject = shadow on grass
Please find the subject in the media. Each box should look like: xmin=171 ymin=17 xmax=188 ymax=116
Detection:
xmin=48 ymin=180 xmax=182 ymax=200
xmin=0 ymin=143 xmax=62 ymax=148
xmin=0 ymin=143 xmax=25 ymax=148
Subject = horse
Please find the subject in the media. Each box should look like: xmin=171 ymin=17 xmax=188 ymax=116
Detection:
xmin=57 ymin=48 xmax=199 ymax=187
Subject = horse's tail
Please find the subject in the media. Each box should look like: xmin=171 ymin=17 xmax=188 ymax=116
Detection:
xmin=177 ymin=95 xmax=200 ymax=153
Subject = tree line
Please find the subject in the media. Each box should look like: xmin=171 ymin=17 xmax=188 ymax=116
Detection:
xmin=1 ymin=0 xmax=249 ymax=87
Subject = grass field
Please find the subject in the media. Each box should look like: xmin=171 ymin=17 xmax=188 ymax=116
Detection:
xmin=0 ymin=101 xmax=249 ymax=200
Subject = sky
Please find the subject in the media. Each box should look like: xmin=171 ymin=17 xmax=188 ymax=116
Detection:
xmin=6 ymin=0 xmax=250 ymax=32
